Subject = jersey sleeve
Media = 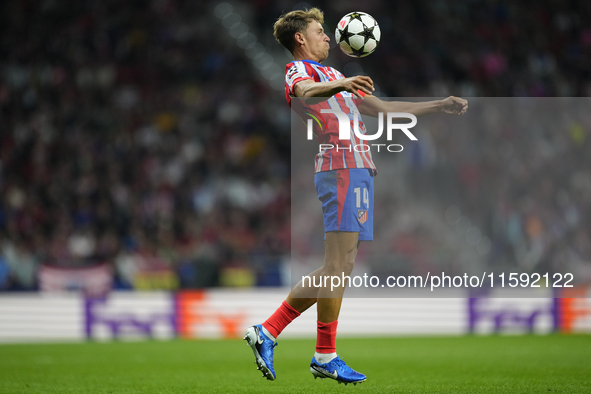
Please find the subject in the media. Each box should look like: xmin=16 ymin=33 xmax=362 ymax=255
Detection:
xmin=285 ymin=61 xmax=314 ymax=96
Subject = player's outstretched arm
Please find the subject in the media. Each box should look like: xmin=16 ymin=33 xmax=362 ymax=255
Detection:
xmin=294 ymin=76 xmax=375 ymax=99
xmin=358 ymin=95 xmax=468 ymax=117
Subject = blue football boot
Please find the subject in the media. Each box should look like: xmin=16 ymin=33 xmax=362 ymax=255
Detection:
xmin=310 ymin=355 xmax=366 ymax=385
xmin=244 ymin=325 xmax=277 ymax=381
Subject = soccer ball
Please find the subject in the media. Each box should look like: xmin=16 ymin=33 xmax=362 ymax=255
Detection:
xmin=335 ymin=12 xmax=381 ymax=58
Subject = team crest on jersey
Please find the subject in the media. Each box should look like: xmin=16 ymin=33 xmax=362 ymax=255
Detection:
xmin=358 ymin=210 xmax=367 ymax=224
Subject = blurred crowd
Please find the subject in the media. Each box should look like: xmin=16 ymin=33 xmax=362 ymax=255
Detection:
xmin=1 ymin=0 xmax=590 ymax=291
xmin=0 ymin=0 xmax=292 ymax=291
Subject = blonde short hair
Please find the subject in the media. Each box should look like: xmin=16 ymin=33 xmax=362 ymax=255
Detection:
xmin=273 ymin=8 xmax=324 ymax=53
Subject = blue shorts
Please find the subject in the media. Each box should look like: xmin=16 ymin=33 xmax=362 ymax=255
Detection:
xmin=314 ymin=168 xmax=374 ymax=241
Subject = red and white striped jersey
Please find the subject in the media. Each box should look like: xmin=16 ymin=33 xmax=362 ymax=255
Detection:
xmin=285 ymin=59 xmax=377 ymax=175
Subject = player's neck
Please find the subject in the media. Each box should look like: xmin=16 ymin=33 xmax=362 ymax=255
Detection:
xmin=293 ymin=49 xmax=322 ymax=64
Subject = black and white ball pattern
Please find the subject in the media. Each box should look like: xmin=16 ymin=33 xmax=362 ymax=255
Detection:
xmin=335 ymin=12 xmax=381 ymax=58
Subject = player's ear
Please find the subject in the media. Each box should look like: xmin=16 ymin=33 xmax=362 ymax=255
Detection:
xmin=294 ymin=31 xmax=305 ymax=45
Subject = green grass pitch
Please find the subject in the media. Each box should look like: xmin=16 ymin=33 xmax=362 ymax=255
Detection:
xmin=0 ymin=335 xmax=590 ymax=393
